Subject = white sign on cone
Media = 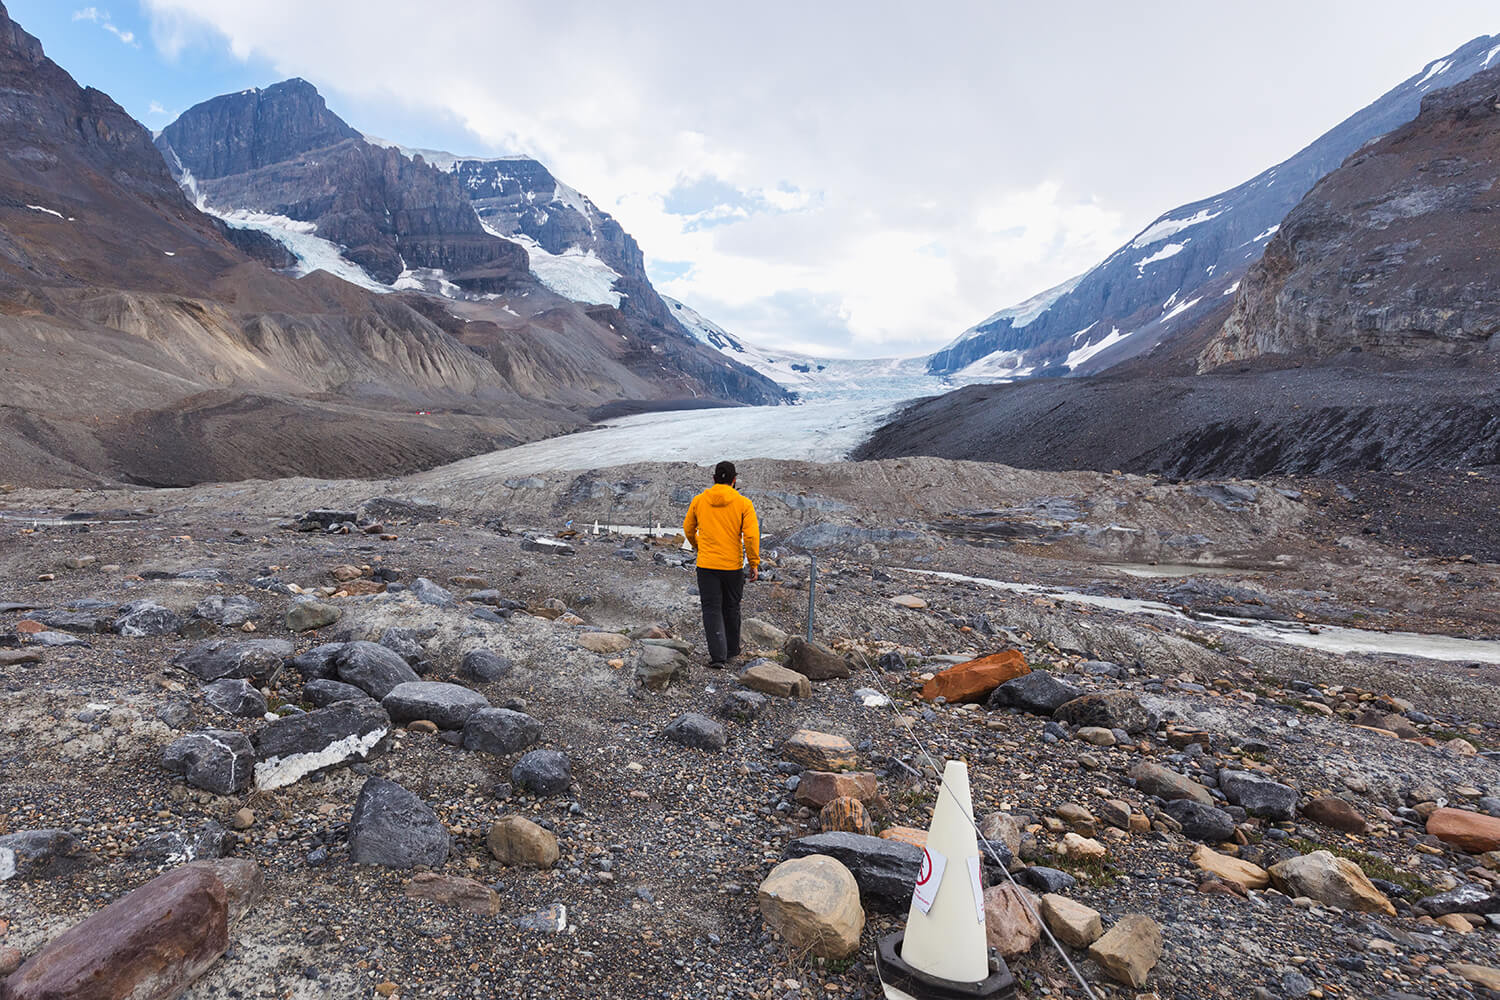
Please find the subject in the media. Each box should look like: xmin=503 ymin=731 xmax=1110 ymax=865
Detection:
xmin=876 ymin=759 xmax=1015 ymax=1000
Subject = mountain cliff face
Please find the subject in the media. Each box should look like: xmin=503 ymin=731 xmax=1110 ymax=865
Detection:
xmin=1201 ymin=65 xmax=1500 ymax=369
xmin=929 ymin=34 xmax=1500 ymax=379
xmin=157 ymin=81 xmax=529 ymax=291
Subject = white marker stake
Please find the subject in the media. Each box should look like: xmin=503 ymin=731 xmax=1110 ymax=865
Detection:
xmin=896 ymin=760 xmax=990 ymax=984
xmin=967 ymin=855 xmax=986 ymax=923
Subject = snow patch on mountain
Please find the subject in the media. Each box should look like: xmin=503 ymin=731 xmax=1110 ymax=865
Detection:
xmin=944 ymin=274 xmax=1084 ymax=350
xmin=210 ymin=208 xmax=391 ymax=293
xmin=491 ymin=229 xmax=622 ymax=307
xmin=1065 ymin=327 xmax=1131 ymax=370
xmin=1136 ymin=242 xmax=1186 ymax=271
xmin=1130 ymin=207 xmax=1223 ymax=248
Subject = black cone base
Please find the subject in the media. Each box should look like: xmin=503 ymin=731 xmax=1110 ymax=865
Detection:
xmin=875 ymin=930 xmax=1017 ymax=1000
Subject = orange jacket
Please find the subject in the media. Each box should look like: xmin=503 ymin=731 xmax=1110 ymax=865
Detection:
xmin=683 ymin=484 xmax=760 ymax=571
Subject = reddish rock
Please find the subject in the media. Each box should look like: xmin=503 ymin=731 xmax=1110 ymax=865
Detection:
xmin=819 ymin=797 xmax=873 ymax=835
xmin=781 ymin=730 xmax=858 ymax=771
xmin=920 ymin=650 xmax=1030 ymax=703
xmin=1300 ymin=797 xmax=1368 ymax=834
xmin=404 ymin=873 xmax=501 ymax=915
xmin=796 ymin=771 xmax=878 ymax=809
xmin=1428 ymin=807 xmax=1500 ymax=854
xmin=2 ymin=864 xmax=246 ymax=1000
xmin=879 ymin=826 xmax=928 ymax=848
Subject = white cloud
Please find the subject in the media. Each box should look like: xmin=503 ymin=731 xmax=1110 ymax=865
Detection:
xmin=73 ymin=6 xmax=138 ymax=46
xmin=136 ymin=0 xmax=1500 ymax=356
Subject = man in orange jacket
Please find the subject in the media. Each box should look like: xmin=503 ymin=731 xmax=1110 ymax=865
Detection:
xmin=682 ymin=460 xmax=760 ymax=668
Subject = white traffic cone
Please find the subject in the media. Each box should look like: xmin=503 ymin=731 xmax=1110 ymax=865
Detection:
xmin=876 ymin=759 xmax=1015 ymax=1000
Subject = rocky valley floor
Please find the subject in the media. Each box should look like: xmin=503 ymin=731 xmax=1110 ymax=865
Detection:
xmin=2 ymin=456 xmax=1500 ymax=999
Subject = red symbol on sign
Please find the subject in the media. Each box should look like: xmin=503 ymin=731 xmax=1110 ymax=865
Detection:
xmin=916 ymin=848 xmax=933 ymax=886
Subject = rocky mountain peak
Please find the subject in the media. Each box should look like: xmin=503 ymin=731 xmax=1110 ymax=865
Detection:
xmin=0 ymin=2 xmax=45 ymax=65
xmin=159 ymin=77 xmax=361 ymax=181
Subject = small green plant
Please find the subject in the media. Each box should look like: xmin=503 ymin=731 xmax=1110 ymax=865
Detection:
xmin=1053 ymin=852 xmax=1118 ymax=888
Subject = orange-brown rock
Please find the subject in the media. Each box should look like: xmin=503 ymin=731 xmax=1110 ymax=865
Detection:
xmin=920 ymin=650 xmax=1029 ymax=703
xmin=1428 ymin=807 xmax=1500 ymax=854
xmin=819 ymin=797 xmax=873 ymax=835
xmin=781 ymin=730 xmax=858 ymax=771
xmin=795 ymin=771 xmax=878 ymax=809
xmin=879 ymin=826 xmax=928 ymax=848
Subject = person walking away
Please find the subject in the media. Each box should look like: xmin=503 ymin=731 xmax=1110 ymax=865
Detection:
xmin=682 ymin=461 xmax=760 ymax=668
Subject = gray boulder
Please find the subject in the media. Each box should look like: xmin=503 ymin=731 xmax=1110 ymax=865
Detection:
xmin=201 ymin=679 xmax=267 ymax=718
xmin=408 ymin=577 xmax=456 ymax=607
xmin=784 ymin=832 xmax=921 ymax=913
xmin=1219 ymin=771 xmax=1298 ymax=821
xmin=335 ymin=641 xmax=420 ymax=698
xmin=382 ymin=681 xmax=489 ymax=730
xmin=379 ymin=627 xmax=426 ymax=666
xmin=252 ymin=701 xmax=391 ymax=790
xmin=783 ymin=637 xmax=851 ymax=680
xmin=162 ymin=729 xmax=254 ymax=795
xmin=987 ymin=672 xmax=1081 ymax=714
xmin=130 ymin=821 xmax=231 ymax=864
xmin=194 ymin=595 xmax=261 ymax=627
xmin=663 ymin=712 xmax=727 ymax=752
xmin=635 ymin=644 xmax=688 ymax=689
xmin=347 ymin=777 xmax=450 ymax=868
xmin=462 ymin=709 xmax=542 ymax=756
xmin=461 ymin=649 xmax=513 ymax=681
xmin=113 ymin=601 xmax=184 ymax=638
xmin=718 ymin=690 xmax=768 ymax=722
xmin=0 ymin=829 xmax=83 ymax=880
xmin=1129 ymin=762 xmax=1214 ymax=805
xmin=1164 ymin=799 xmax=1237 ymax=842
xmin=303 ymin=678 xmax=373 ymax=708
xmin=512 ymin=749 xmax=572 ymax=796
xmin=290 ymin=643 xmax=345 ymax=680
xmin=1415 ymin=883 xmax=1500 ymax=916
xmin=1055 ymin=691 xmax=1159 ymax=733
xmin=175 ymin=639 xmax=293 ymax=682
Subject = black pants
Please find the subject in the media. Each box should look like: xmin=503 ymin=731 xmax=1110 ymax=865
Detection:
xmin=697 ymin=566 xmax=745 ymax=664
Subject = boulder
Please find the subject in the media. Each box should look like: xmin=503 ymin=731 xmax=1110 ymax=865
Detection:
xmin=302 ymin=678 xmax=372 ymax=708
xmin=334 ymin=641 xmax=421 ymax=698
xmin=984 ymin=882 xmax=1041 ymax=957
xmin=347 ymin=777 xmax=449 ymax=868
xmin=462 ymin=709 xmax=542 ymax=757
xmin=986 ymin=671 xmax=1081 ymax=714
xmin=289 ymin=643 xmax=344 ymax=680
xmin=194 ymin=595 xmax=261 ymax=627
xmin=251 ymin=701 xmax=390 ymax=790
xmin=113 ymin=601 xmax=183 ymax=638
xmin=285 ymin=601 xmax=340 ymax=632
xmin=161 ymin=730 xmax=254 ymax=795
xmin=577 ymin=632 xmax=631 ymax=654
xmin=1219 ymin=771 xmax=1298 ymax=821
xmin=1192 ymin=845 xmax=1269 ymax=890
xmin=1300 ymin=797 xmax=1367 ymax=834
xmin=1039 ymin=893 xmax=1103 ymax=948
xmin=0 ymin=862 xmax=257 ymax=1000
xmin=461 ymin=649 xmax=513 ymax=681
xmin=795 ymin=771 xmax=879 ymax=809
xmin=635 ymin=644 xmax=689 ymax=689
xmin=784 ymin=832 xmax=922 ymax=913
xmin=511 ymin=749 xmax=572 ymax=796
xmin=1268 ymin=851 xmax=1395 ymax=915
xmin=382 ymin=681 xmax=489 ymax=730
xmin=1428 ymin=807 xmax=1500 ymax=854
xmin=130 ymin=822 xmax=231 ymax=865
xmin=1058 ymin=832 xmax=1108 ymax=859
xmin=1414 ymin=883 xmax=1500 ymax=917
xmin=781 ymin=730 xmax=858 ymax=771
xmin=1453 ymin=964 xmax=1500 ymax=992
xmin=718 ymin=690 xmax=769 ymax=721
xmin=1088 ymin=914 xmax=1163 ymax=988
xmin=0 ymin=830 xmax=82 ymax=880
xmin=920 ymin=650 xmax=1029 ymax=703
xmin=739 ymin=660 xmax=811 ymax=698
xmin=1128 ymin=762 xmax=1213 ymax=805
xmin=200 ymin=679 xmax=266 ymax=718
xmin=486 ymin=816 xmax=559 ymax=868
xmin=663 ymin=712 xmax=727 ymax=752
xmin=378 ymin=628 xmax=426 ymax=666
xmin=405 ymin=873 xmax=500 ymax=915
xmin=783 ymin=637 xmax=851 ymax=680
xmin=1013 ymin=867 xmax=1076 ymax=894
xmin=820 ymin=797 xmax=874 ymax=835
xmin=408 ymin=577 xmax=457 ymax=607
xmin=757 ymin=855 xmax=864 ymax=959
xmin=175 ymin=640 xmax=292 ymax=683
xmin=1163 ymin=800 xmax=1236 ymax=843
xmin=742 ymin=618 xmax=788 ymax=649
xmin=1054 ymin=691 xmax=1158 ymax=733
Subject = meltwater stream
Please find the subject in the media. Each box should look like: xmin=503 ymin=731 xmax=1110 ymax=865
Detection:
xmin=905 ymin=569 xmax=1500 ymax=665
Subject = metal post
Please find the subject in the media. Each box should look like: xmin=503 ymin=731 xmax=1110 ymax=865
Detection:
xmin=806 ymin=552 xmax=817 ymax=641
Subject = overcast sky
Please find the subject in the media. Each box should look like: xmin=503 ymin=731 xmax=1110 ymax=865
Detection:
xmin=11 ymin=2 xmax=1499 ymax=357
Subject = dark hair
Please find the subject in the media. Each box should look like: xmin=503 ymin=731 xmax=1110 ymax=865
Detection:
xmin=713 ymin=460 xmax=737 ymax=485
